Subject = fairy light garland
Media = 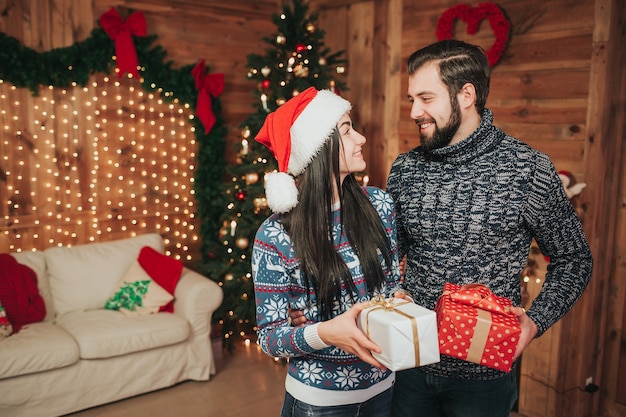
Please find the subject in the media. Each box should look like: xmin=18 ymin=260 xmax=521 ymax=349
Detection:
xmin=0 ymin=28 xmax=225 ymax=263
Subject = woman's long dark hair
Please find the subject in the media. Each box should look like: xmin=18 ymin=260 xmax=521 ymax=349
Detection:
xmin=282 ymin=129 xmax=393 ymax=320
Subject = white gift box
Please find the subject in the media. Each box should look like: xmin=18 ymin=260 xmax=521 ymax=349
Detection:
xmin=357 ymin=297 xmax=440 ymax=371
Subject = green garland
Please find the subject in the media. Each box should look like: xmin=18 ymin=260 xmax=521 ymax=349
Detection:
xmin=0 ymin=28 xmax=226 ymax=265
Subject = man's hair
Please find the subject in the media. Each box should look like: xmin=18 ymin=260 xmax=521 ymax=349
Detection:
xmin=407 ymin=39 xmax=491 ymax=113
xmin=282 ymin=129 xmax=392 ymax=320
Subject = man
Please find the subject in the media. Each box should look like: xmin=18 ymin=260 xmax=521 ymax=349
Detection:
xmin=387 ymin=39 xmax=593 ymax=416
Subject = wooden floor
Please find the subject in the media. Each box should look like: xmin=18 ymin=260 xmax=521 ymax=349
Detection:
xmin=64 ymin=339 xmax=525 ymax=417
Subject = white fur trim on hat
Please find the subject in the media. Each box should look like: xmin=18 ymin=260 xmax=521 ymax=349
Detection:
xmin=288 ymin=90 xmax=351 ymax=176
xmin=264 ymin=171 xmax=299 ymax=213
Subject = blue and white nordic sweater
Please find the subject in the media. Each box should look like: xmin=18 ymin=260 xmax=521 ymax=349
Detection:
xmin=387 ymin=109 xmax=593 ymax=380
xmin=252 ymin=186 xmax=401 ymax=406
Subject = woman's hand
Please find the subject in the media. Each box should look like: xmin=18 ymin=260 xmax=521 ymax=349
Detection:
xmin=288 ymin=307 xmax=307 ymax=327
xmin=317 ymin=302 xmax=386 ymax=370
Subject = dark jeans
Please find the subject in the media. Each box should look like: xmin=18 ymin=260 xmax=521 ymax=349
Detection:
xmin=391 ymin=368 xmax=517 ymax=417
xmin=281 ymin=387 xmax=393 ymax=417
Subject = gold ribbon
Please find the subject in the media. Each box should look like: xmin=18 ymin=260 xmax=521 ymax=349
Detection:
xmin=466 ymin=309 xmax=492 ymax=364
xmin=364 ymin=296 xmax=421 ymax=367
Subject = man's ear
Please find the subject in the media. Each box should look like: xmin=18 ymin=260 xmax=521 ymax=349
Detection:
xmin=458 ymin=82 xmax=476 ymax=110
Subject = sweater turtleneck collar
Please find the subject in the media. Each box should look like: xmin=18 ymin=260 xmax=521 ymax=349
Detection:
xmin=426 ymin=108 xmax=502 ymax=164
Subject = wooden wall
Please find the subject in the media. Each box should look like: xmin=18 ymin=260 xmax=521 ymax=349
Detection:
xmin=0 ymin=0 xmax=624 ymax=416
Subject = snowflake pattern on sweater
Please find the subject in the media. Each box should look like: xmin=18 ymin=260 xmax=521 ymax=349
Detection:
xmin=387 ymin=109 xmax=593 ymax=380
xmin=252 ymin=186 xmax=400 ymax=396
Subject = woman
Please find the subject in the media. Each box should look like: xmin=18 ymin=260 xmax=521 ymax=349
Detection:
xmin=252 ymin=87 xmax=401 ymax=417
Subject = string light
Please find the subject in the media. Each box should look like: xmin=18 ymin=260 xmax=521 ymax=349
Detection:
xmin=0 ymin=75 xmax=200 ymax=260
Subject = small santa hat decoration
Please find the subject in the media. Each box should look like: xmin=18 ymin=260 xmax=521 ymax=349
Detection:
xmin=255 ymin=87 xmax=351 ymax=213
xmin=558 ymin=170 xmax=587 ymax=199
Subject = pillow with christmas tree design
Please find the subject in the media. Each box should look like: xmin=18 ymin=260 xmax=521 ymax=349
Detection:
xmin=0 ymin=301 xmax=13 ymax=340
xmin=104 ymin=261 xmax=173 ymax=316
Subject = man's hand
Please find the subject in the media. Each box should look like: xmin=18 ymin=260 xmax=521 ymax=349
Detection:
xmin=510 ymin=306 xmax=538 ymax=361
xmin=317 ymin=302 xmax=386 ymax=370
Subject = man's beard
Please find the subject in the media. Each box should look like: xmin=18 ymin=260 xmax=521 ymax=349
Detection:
xmin=418 ymin=100 xmax=461 ymax=152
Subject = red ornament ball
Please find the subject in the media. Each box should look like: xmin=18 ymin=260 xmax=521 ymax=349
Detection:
xmin=236 ymin=190 xmax=246 ymax=201
xmin=295 ymin=42 xmax=307 ymax=53
xmin=262 ymin=79 xmax=271 ymax=89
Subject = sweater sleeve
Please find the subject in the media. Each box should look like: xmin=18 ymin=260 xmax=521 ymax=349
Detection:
xmin=522 ymin=154 xmax=593 ymax=337
xmin=251 ymin=219 xmax=320 ymax=358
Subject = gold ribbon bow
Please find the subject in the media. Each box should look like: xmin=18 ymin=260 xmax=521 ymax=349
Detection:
xmin=364 ymin=295 xmax=421 ymax=367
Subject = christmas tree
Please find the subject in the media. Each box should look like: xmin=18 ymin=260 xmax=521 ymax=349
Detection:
xmin=201 ymin=0 xmax=348 ymax=350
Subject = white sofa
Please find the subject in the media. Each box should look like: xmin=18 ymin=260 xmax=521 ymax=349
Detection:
xmin=0 ymin=233 xmax=223 ymax=417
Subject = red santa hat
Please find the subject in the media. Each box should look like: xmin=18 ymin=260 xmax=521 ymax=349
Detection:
xmin=255 ymin=87 xmax=351 ymax=213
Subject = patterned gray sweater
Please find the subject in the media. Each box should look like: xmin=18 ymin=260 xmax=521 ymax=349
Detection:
xmin=386 ymin=109 xmax=593 ymax=380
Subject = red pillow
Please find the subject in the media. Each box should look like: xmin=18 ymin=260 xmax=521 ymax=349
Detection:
xmin=137 ymin=246 xmax=183 ymax=312
xmin=0 ymin=254 xmax=46 ymax=332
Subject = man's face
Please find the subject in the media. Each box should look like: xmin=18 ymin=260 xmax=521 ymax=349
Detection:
xmin=407 ymin=62 xmax=461 ymax=151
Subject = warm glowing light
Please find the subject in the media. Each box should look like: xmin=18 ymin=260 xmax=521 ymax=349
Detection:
xmin=0 ymin=73 xmax=200 ymax=260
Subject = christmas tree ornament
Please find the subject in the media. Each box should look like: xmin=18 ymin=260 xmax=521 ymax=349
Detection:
xmin=235 ymin=237 xmax=249 ymax=249
xmin=242 ymin=126 xmax=251 ymax=138
xmin=336 ymin=66 xmax=345 ymax=74
xmin=306 ymin=23 xmax=315 ymax=33
xmin=294 ymin=64 xmax=309 ymax=78
xmin=224 ymin=273 xmax=234 ymax=281
xmin=261 ymin=66 xmax=271 ymax=77
xmin=276 ymin=97 xmax=286 ymax=106
xmin=319 ymin=57 xmax=326 ymax=66
xmin=235 ymin=190 xmax=246 ymax=201
xmin=261 ymin=79 xmax=271 ymax=89
xmin=245 ymin=172 xmax=259 ymax=184
xmin=295 ymin=42 xmax=307 ymax=53
xmin=254 ymin=197 xmax=268 ymax=209
xmin=276 ymin=34 xmax=286 ymax=44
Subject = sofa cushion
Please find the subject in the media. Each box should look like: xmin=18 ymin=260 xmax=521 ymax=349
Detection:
xmin=0 ymin=321 xmax=79 ymax=379
xmin=0 ymin=254 xmax=46 ymax=332
xmin=56 ymin=309 xmax=190 ymax=359
xmin=104 ymin=261 xmax=174 ymax=315
xmin=137 ymin=246 xmax=183 ymax=313
xmin=46 ymin=234 xmax=164 ymax=316
xmin=11 ymin=251 xmax=54 ymax=321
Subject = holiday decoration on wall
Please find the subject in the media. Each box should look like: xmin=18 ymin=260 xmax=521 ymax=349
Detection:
xmin=436 ymin=2 xmax=511 ymax=67
xmin=99 ymin=8 xmax=147 ymax=78
xmin=199 ymin=0 xmax=348 ymax=350
xmin=0 ymin=8 xmax=226 ymax=264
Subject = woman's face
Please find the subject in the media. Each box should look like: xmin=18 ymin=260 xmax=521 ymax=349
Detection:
xmin=337 ymin=113 xmax=366 ymax=182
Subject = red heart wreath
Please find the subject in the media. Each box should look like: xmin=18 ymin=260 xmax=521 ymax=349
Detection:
xmin=436 ymin=2 xmax=511 ymax=67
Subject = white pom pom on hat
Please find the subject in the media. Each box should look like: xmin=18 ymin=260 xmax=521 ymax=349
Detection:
xmin=255 ymin=86 xmax=351 ymax=213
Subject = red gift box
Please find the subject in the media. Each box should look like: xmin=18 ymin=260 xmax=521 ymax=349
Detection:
xmin=435 ymin=283 xmax=521 ymax=373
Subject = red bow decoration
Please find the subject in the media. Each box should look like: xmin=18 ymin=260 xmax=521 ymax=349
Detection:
xmin=100 ymin=8 xmax=147 ymax=78
xmin=192 ymin=60 xmax=224 ymax=134
xmin=444 ymin=283 xmax=513 ymax=316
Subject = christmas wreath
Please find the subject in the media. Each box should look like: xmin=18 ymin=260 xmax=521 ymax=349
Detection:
xmin=436 ymin=2 xmax=511 ymax=67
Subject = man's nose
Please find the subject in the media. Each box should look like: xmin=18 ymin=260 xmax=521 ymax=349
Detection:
xmin=410 ymin=102 xmax=424 ymax=120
